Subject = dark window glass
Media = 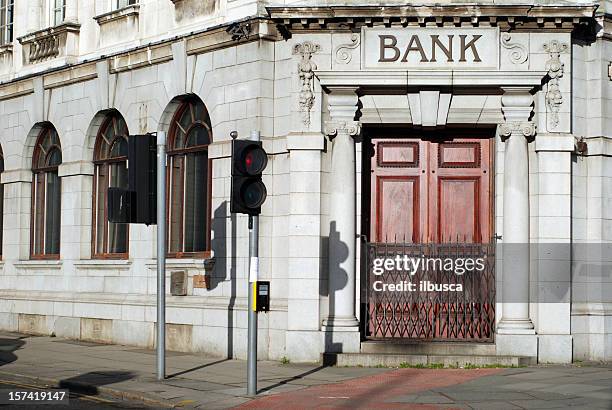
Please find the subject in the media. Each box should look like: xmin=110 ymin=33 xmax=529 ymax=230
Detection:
xmin=31 ymin=126 xmax=62 ymax=258
xmin=167 ymin=99 xmax=212 ymax=257
xmin=93 ymin=114 xmax=129 ymax=258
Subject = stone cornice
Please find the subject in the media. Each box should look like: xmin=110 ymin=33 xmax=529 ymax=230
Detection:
xmin=94 ymin=4 xmax=140 ymax=26
xmin=268 ymin=4 xmax=597 ymax=31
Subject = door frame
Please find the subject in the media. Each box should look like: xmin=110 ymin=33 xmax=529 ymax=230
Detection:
xmin=359 ymin=125 xmax=497 ymax=341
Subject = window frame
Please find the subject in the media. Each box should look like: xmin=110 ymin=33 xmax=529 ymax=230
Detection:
xmin=91 ymin=114 xmax=130 ymax=260
xmin=0 ymin=0 xmax=14 ymax=46
xmin=52 ymin=0 xmax=66 ymax=26
xmin=30 ymin=126 xmax=62 ymax=260
xmin=166 ymin=99 xmax=213 ymax=259
xmin=115 ymin=0 xmax=137 ymax=11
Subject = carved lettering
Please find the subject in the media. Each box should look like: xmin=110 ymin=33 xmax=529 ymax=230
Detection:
xmin=430 ymin=35 xmax=453 ymax=62
xmin=460 ymin=35 xmax=482 ymax=62
xmin=401 ymin=35 xmax=428 ymax=63
xmin=379 ymin=35 xmax=400 ymax=62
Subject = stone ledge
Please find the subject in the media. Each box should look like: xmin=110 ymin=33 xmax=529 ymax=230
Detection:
xmin=145 ymin=258 xmax=215 ymax=271
xmin=13 ymin=260 xmax=63 ymax=270
xmin=0 ymin=289 xmax=289 ymax=311
xmin=73 ymin=259 xmax=132 ymax=270
xmin=94 ymin=4 xmax=140 ymax=26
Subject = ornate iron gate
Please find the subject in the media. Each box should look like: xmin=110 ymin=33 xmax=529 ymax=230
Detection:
xmin=363 ymin=241 xmax=496 ymax=342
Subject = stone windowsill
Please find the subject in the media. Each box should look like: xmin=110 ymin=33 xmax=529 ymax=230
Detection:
xmin=73 ymin=259 xmax=132 ymax=270
xmin=13 ymin=260 xmax=63 ymax=269
xmin=17 ymin=22 xmax=81 ymax=45
xmin=94 ymin=5 xmax=140 ymax=26
xmin=145 ymin=257 xmax=215 ymax=271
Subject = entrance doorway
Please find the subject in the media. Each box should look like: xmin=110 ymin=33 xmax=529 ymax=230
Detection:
xmin=362 ymin=128 xmax=496 ymax=341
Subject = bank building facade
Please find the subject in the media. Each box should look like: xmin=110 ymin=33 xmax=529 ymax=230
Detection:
xmin=0 ymin=0 xmax=610 ymax=365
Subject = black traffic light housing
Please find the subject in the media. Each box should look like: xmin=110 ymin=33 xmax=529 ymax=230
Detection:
xmin=108 ymin=133 xmax=157 ymax=225
xmin=231 ymin=139 xmax=268 ymax=215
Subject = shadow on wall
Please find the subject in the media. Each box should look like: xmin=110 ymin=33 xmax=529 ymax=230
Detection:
xmin=58 ymin=371 xmax=136 ymax=396
xmin=321 ymin=221 xmax=349 ymax=356
xmin=209 ymin=200 xmax=237 ymax=359
xmin=0 ymin=337 xmax=26 ymax=366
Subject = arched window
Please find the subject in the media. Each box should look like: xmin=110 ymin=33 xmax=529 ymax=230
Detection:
xmin=31 ymin=125 xmax=62 ymax=258
xmin=167 ymin=98 xmax=212 ymax=257
xmin=93 ymin=113 xmax=129 ymax=258
xmin=0 ymin=145 xmax=4 ymax=258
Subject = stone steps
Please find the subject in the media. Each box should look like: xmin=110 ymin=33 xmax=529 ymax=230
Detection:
xmin=323 ymin=352 xmax=535 ymax=368
xmin=361 ymin=341 xmax=497 ymax=356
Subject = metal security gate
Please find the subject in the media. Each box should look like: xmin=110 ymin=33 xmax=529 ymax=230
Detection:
xmin=363 ymin=241 xmax=496 ymax=341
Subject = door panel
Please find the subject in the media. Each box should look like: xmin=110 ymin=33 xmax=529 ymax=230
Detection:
xmin=371 ymin=137 xmax=491 ymax=244
xmin=438 ymin=177 xmax=480 ymax=242
xmin=376 ymin=177 xmax=419 ymax=242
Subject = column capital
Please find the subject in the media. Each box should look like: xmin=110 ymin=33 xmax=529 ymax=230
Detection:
xmin=499 ymin=121 xmax=536 ymax=139
xmin=501 ymin=86 xmax=536 ymax=138
xmin=324 ymin=120 xmax=361 ymax=139
xmin=325 ymin=86 xmax=361 ymax=139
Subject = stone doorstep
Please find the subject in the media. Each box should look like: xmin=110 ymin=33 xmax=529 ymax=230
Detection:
xmin=0 ymin=370 xmax=176 ymax=409
xmin=323 ymin=353 xmax=535 ymax=368
xmin=361 ymin=341 xmax=497 ymax=356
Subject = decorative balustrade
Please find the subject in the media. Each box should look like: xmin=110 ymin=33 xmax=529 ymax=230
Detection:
xmin=17 ymin=22 xmax=80 ymax=65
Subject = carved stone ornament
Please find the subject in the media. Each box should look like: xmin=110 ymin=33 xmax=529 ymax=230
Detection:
xmin=324 ymin=120 xmax=361 ymax=139
xmin=334 ymin=34 xmax=360 ymax=64
xmin=543 ymin=40 xmax=568 ymax=128
xmin=293 ymin=41 xmax=320 ymax=127
xmin=499 ymin=121 xmax=536 ymax=138
xmin=501 ymin=33 xmax=528 ymax=65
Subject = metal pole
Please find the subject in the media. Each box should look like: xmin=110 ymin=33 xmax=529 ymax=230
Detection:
xmin=156 ymin=131 xmax=167 ymax=381
xmin=247 ymin=130 xmax=260 ymax=396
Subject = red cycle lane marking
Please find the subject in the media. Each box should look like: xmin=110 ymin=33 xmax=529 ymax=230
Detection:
xmin=236 ymin=368 xmax=502 ymax=409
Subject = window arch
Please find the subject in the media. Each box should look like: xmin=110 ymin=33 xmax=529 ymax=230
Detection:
xmin=167 ymin=98 xmax=212 ymax=257
xmin=93 ymin=113 xmax=129 ymax=258
xmin=31 ymin=125 xmax=62 ymax=258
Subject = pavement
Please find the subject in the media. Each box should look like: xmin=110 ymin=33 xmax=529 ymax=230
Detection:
xmin=0 ymin=331 xmax=610 ymax=409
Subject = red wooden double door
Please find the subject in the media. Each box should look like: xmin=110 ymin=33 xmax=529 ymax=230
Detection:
xmin=365 ymin=132 xmax=496 ymax=341
xmin=370 ymin=136 xmax=493 ymax=244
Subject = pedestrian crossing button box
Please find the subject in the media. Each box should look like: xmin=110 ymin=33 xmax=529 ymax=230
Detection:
xmin=255 ymin=281 xmax=270 ymax=312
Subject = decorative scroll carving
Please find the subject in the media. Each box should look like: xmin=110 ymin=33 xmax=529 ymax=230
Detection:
xmin=501 ymin=33 xmax=528 ymax=65
xmin=499 ymin=121 xmax=536 ymax=139
xmin=334 ymin=33 xmax=360 ymax=64
xmin=324 ymin=120 xmax=361 ymax=139
xmin=543 ymin=40 xmax=568 ymax=128
xmin=293 ymin=41 xmax=320 ymax=127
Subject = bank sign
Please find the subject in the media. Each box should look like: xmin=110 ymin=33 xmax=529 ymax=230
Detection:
xmin=362 ymin=27 xmax=499 ymax=69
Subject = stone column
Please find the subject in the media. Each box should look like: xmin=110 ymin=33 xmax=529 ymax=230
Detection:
xmin=496 ymin=87 xmax=537 ymax=358
xmin=64 ymin=0 xmax=78 ymax=24
xmin=322 ymin=87 xmax=361 ymax=353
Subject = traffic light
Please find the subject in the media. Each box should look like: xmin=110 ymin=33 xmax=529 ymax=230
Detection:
xmin=107 ymin=134 xmax=157 ymax=225
xmin=231 ymin=139 xmax=268 ymax=215
xmin=128 ymin=134 xmax=157 ymax=225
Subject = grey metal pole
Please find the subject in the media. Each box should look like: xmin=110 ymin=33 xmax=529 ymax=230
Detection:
xmin=156 ymin=131 xmax=167 ymax=381
xmin=247 ymin=130 xmax=260 ymax=396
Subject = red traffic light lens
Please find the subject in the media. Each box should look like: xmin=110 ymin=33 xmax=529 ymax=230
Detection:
xmin=243 ymin=147 xmax=267 ymax=175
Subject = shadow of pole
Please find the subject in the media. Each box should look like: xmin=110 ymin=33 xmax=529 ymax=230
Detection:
xmin=324 ymin=221 xmax=349 ymax=356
